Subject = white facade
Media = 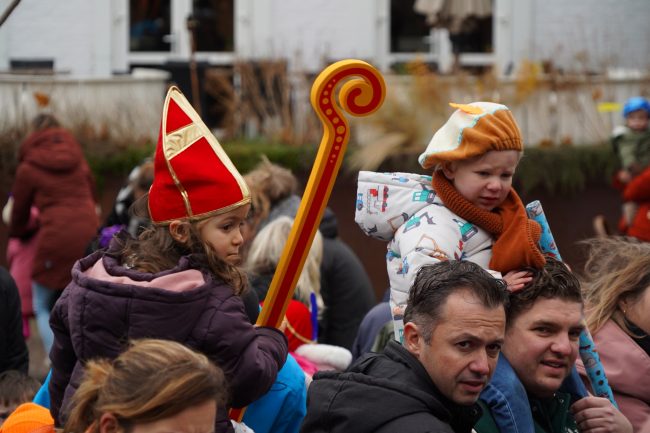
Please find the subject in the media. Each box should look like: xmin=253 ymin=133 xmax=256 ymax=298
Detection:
xmin=495 ymin=0 xmax=650 ymax=76
xmin=0 ymin=0 xmax=117 ymax=77
xmin=236 ymin=0 xmax=386 ymax=71
xmin=0 ymin=0 xmax=648 ymax=146
xmin=1 ymin=0 xmax=648 ymax=77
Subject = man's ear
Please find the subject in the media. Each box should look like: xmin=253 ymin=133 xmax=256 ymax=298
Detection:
xmin=98 ymin=413 xmax=122 ymax=433
xmin=169 ymin=220 xmax=190 ymax=243
xmin=403 ymin=322 xmax=423 ymax=358
xmin=440 ymin=162 xmax=455 ymax=180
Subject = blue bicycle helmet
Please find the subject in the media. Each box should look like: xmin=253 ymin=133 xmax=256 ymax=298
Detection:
xmin=623 ymin=96 xmax=650 ymax=118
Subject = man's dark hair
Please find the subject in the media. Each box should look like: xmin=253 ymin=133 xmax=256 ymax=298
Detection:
xmin=403 ymin=261 xmax=508 ymax=343
xmin=506 ymin=256 xmax=583 ymax=326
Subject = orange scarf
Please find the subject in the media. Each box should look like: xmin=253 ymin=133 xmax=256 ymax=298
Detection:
xmin=432 ymin=171 xmax=545 ymax=272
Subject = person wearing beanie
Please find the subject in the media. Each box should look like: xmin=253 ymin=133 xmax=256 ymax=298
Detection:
xmin=609 ymin=96 xmax=650 ymax=235
xmin=47 ymin=87 xmax=288 ymax=433
xmin=355 ymin=102 xmax=548 ymax=433
xmin=356 ymin=102 xmax=543 ymax=335
xmin=0 ymin=402 xmax=54 ymax=433
xmin=613 ymin=96 xmax=650 ymax=180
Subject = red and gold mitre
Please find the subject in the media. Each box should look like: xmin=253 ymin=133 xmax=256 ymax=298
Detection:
xmin=148 ymin=86 xmax=250 ymax=224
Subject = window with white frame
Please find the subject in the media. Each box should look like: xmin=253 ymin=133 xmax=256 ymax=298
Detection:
xmin=389 ymin=0 xmax=494 ymax=73
xmin=130 ymin=0 xmax=172 ymax=52
xmin=191 ymin=0 xmax=234 ymax=52
xmin=128 ymin=0 xmax=234 ymax=59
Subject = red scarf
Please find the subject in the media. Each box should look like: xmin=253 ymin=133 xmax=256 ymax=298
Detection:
xmin=432 ymin=171 xmax=545 ymax=272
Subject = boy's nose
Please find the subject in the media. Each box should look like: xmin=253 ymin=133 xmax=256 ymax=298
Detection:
xmin=486 ymin=178 xmax=502 ymax=191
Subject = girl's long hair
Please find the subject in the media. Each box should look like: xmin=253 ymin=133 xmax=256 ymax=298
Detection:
xmin=118 ymin=194 xmax=247 ymax=294
xmin=63 ymin=339 xmax=226 ymax=433
xmin=580 ymin=236 xmax=650 ymax=336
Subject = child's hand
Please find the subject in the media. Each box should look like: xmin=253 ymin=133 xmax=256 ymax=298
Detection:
xmin=503 ymin=270 xmax=533 ymax=292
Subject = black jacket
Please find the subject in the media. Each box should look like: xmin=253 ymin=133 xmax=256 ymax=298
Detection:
xmin=317 ymin=209 xmax=375 ymax=350
xmin=300 ymin=341 xmax=481 ymax=433
xmin=0 ymin=267 xmax=29 ymax=374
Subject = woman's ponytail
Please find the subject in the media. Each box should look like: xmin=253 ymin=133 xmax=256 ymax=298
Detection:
xmin=63 ymin=359 xmax=112 ymax=433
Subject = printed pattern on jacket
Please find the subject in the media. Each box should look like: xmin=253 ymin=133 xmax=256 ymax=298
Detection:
xmin=355 ymin=171 xmax=493 ymax=341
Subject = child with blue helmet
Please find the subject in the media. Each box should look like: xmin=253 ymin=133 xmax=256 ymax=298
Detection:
xmin=611 ymin=96 xmax=650 ymax=231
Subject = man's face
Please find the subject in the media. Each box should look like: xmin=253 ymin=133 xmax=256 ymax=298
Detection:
xmin=404 ymin=289 xmax=506 ymax=405
xmin=502 ymin=298 xmax=584 ymax=398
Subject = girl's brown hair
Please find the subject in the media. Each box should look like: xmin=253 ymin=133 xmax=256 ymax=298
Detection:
xmin=580 ymin=236 xmax=650 ymax=336
xmin=63 ymin=339 xmax=227 ymax=433
xmin=120 ymin=194 xmax=247 ymax=294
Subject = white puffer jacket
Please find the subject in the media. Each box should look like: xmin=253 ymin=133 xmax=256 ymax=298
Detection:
xmin=355 ymin=171 xmax=495 ymax=341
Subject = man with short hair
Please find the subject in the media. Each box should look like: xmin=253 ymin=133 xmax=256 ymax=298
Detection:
xmin=300 ymin=260 xmax=508 ymax=433
xmin=475 ymin=258 xmax=632 ymax=433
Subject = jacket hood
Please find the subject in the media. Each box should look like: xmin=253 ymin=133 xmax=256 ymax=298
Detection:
xmin=20 ymin=128 xmax=84 ymax=172
xmin=63 ymin=248 xmax=226 ymax=362
xmin=304 ymin=341 xmax=480 ymax=433
xmin=355 ymin=171 xmax=435 ymax=241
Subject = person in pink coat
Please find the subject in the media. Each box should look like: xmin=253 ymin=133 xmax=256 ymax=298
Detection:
xmin=3 ymin=196 xmax=39 ymax=338
xmin=578 ymin=237 xmax=650 ymax=432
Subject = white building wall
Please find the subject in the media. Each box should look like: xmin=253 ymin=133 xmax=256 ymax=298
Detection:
xmin=470 ymin=0 xmax=650 ymax=77
xmin=110 ymin=0 xmax=129 ymax=74
xmin=523 ymin=0 xmax=650 ymax=74
xmin=1 ymin=0 xmax=648 ymax=78
xmin=0 ymin=0 xmax=115 ymax=78
xmin=237 ymin=0 xmax=381 ymax=72
xmin=494 ymin=0 xmax=534 ymax=76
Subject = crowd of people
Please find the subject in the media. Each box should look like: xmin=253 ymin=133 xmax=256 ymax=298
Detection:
xmin=0 ymin=88 xmax=649 ymax=433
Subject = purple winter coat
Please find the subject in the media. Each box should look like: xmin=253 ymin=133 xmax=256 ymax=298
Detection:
xmin=49 ymin=246 xmax=288 ymax=433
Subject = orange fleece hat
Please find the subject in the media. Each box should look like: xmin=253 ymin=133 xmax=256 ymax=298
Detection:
xmin=0 ymin=403 xmax=54 ymax=433
xmin=418 ymin=102 xmax=523 ymax=169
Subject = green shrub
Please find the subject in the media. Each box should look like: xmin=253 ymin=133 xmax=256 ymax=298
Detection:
xmin=515 ymin=144 xmax=617 ymax=194
xmin=79 ymin=139 xmax=620 ymax=197
xmin=222 ymin=140 xmax=316 ymax=174
xmin=369 ymin=143 xmax=618 ymax=195
xmin=84 ymin=139 xmax=317 ymax=192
